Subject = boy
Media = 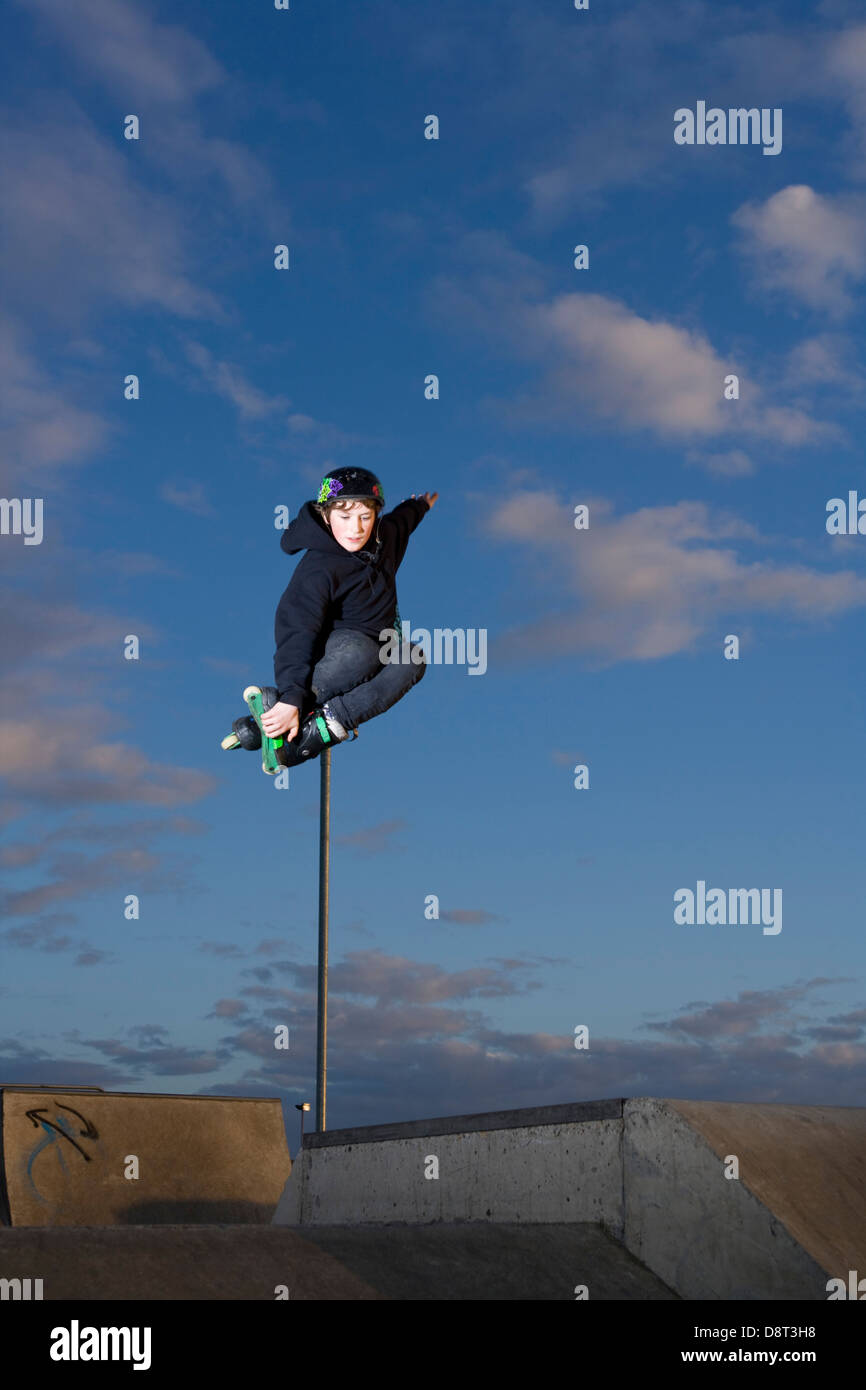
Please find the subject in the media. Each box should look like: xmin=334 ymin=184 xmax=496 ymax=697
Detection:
xmin=262 ymin=467 xmax=438 ymax=765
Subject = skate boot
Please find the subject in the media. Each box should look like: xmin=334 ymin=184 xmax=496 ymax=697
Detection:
xmin=277 ymin=701 xmax=351 ymax=766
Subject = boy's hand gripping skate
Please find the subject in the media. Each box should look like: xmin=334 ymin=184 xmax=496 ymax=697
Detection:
xmin=220 ymin=687 xmax=287 ymax=775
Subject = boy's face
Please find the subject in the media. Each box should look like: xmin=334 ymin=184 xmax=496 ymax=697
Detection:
xmin=327 ymin=499 xmax=377 ymax=551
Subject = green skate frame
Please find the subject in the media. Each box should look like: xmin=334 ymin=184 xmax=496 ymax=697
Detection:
xmin=243 ymin=686 xmax=284 ymax=776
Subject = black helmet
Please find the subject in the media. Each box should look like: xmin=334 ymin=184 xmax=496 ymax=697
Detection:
xmin=316 ymin=467 xmax=384 ymax=508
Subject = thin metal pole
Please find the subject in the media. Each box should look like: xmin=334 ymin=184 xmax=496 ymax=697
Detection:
xmin=315 ymin=746 xmax=330 ymax=1132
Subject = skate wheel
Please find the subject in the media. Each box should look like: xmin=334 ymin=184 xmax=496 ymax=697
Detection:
xmin=221 ymin=733 xmax=240 ymax=750
xmin=243 ymin=685 xmax=262 ymax=702
xmin=232 ymin=715 xmax=262 ymax=751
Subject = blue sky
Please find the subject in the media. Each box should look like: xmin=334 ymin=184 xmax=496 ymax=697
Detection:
xmin=2 ymin=0 xmax=865 ymax=1143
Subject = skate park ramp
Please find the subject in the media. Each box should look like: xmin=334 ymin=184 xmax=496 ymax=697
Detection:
xmin=273 ymin=1096 xmax=866 ymax=1300
xmin=0 ymin=1085 xmax=291 ymax=1226
xmin=0 ymin=1220 xmax=675 ymax=1300
xmin=1 ymin=1092 xmax=863 ymax=1299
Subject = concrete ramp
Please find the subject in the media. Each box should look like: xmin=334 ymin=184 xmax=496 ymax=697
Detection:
xmin=0 ymin=1225 xmax=383 ymax=1300
xmin=659 ymin=1099 xmax=866 ymax=1298
xmin=0 ymin=1221 xmax=675 ymax=1299
xmin=0 ymin=1086 xmax=291 ymax=1226
xmin=624 ymin=1098 xmax=866 ymax=1300
xmin=273 ymin=1096 xmax=866 ymax=1300
xmin=298 ymin=1220 xmax=677 ymax=1300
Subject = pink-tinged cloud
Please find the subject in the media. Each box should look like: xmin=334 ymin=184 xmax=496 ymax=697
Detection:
xmin=483 ymin=492 xmax=866 ymax=665
xmin=0 ymin=713 xmax=215 ymax=807
xmin=519 ymin=292 xmax=839 ymax=444
xmin=427 ymin=242 xmax=838 ymax=447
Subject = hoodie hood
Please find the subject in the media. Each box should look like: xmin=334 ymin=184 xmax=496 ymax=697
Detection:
xmin=281 ymin=501 xmax=380 ymax=560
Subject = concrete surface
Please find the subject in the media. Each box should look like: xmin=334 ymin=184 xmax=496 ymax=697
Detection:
xmin=273 ymin=1096 xmax=866 ymax=1301
xmin=3 ymin=1089 xmax=861 ymax=1300
xmin=278 ymin=1098 xmax=623 ymax=1226
xmin=623 ymin=1098 xmax=829 ymax=1300
xmin=669 ymin=1099 xmax=866 ymax=1290
xmin=300 ymin=1221 xmax=678 ymax=1300
xmin=0 ymin=1086 xmax=291 ymax=1226
xmin=0 ymin=1221 xmax=678 ymax=1300
xmin=283 ymin=1120 xmax=621 ymax=1227
xmin=0 ymin=1225 xmax=381 ymax=1299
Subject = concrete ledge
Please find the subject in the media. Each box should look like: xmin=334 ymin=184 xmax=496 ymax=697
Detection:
xmin=303 ymin=1097 xmax=624 ymax=1147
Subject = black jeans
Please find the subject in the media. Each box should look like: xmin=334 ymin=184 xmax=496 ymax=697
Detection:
xmin=308 ymin=628 xmax=426 ymax=730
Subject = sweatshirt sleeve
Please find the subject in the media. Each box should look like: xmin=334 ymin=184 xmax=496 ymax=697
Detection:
xmin=273 ymin=560 xmax=333 ymax=709
xmin=380 ymin=496 xmax=430 ymax=567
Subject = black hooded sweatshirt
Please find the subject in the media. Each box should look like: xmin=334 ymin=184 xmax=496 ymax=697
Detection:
xmin=274 ymin=496 xmax=430 ymax=710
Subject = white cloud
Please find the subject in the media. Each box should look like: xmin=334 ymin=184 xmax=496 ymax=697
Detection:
xmin=782 ymin=332 xmax=865 ymax=396
xmin=14 ymin=0 xmax=274 ymax=206
xmin=0 ymin=709 xmax=215 ymax=807
xmin=824 ymin=22 xmax=866 ymax=179
xmin=731 ymin=185 xmax=866 ymax=316
xmin=0 ymin=315 xmax=110 ymax=481
xmin=182 ymin=341 xmax=290 ymax=420
xmin=519 ymin=291 xmax=837 ymax=446
xmin=15 ymin=0 xmax=224 ymax=105
xmin=685 ymin=449 xmax=755 ymax=478
xmin=484 ymin=491 xmax=866 ymax=665
xmin=429 ymin=226 xmax=839 ymax=452
xmin=531 ymin=294 xmax=730 ymax=435
xmin=159 ymin=480 xmax=215 ymax=518
xmin=1 ymin=110 xmax=224 ymax=326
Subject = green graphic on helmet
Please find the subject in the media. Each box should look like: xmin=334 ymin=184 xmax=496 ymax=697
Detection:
xmin=318 ymin=476 xmax=343 ymax=504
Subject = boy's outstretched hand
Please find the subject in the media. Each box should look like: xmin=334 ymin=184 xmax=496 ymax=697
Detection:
xmin=262 ymin=701 xmax=300 ymax=740
xmin=411 ymin=492 xmax=438 ymax=508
